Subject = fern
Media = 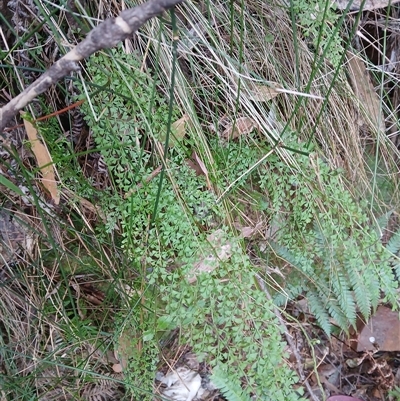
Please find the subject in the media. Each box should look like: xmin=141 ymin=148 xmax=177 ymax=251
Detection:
xmin=271 ymin=219 xmax=400 ymax=335
xmin=386 ymin=226 xmax=400 ymax=255
xmin=374 ymin=210 xmax=393 ymax=238
xmin=274 ymin=282 xmax=306 ymax=307
xmin=269 ymin=240 xmax=314 ymax=276
xmin=348 ymin=266 xmax=371 ymax=320
xmin=362 ymin=261 xmax=381 ymax=310
xmin=377 ymin=261 xmax=398 ymax=304
xmin=270 ymin=241 xmax=302 ymax=270
xmin=327 ymin=298 xmax=352 ymax=334
xmin=331 ymin=272 xmax=357 ymax=329
xmin=307 ymin=291 xmax=332 ymax=335
xmin=211 ymin=365 xmax=252 ymax=401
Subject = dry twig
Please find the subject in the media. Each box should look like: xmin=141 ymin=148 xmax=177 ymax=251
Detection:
xmin=0 ymin=0 xmax=185 ymax=131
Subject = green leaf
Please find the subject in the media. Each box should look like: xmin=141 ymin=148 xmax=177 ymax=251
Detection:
xmin=211 ymin=365 xmax=252 ymax=401
xmin=0 ymin=175 xmax=25 ymax=196
xmin=386 ymin=227 xmax=400 ymax=255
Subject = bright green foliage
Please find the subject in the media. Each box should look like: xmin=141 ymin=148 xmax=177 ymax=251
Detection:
xmin=211 ymin=365 xmax=253 ymax=401
xmin=384 ymin=224 xmax=400 ymax=288
xmin=122 ymin=168 xmax=218 ymax=273
xmin=78 ymin=47 xmax=305 ymax=400
xmin=77 ymin=44 xmax=399 ymax=399
xmin=259 ymin=151 xmax=399 ymax=334
xmin=0 ymin=175 xmax=24 ymax=196
xmin=163 ymin=247 xmax=305 ymax=400
xmin=79 ymin=48 xmax=179 ymax=194
xmin=386 ymin=226 xmax=400 ymax=255
xmin=36 ymin=117 xmax=101 ymax=201
xmin=291 ymin=0 xmax=343 ymax=66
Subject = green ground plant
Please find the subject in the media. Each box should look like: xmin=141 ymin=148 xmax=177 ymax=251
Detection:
xmin=257 ymin=149 xmax=398 ymax=334
xmin=76 ymin=37 xmax=400 ymax=399
xmin=291 ymin=0 xmax=344 ymax=67
xmin=77 ymin=46 xmax=307 ymax=399
xmin=2 ymin=0 xmax=400 ymax=400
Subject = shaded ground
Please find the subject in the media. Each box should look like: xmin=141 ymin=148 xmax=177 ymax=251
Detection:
xmin=1 ymin=0 xmax=400 ymax=400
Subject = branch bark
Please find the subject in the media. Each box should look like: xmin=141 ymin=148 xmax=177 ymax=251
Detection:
xmin=0 ymin=0 xmax=185 ymax=132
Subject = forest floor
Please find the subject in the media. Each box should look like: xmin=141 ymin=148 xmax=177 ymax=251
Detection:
xmin=1 ymin=0 xmax=400 ymax=400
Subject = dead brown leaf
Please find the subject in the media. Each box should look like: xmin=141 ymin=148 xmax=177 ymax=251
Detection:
xmin=233 ymin=221 xmax=264 ymax=238
xmin=171 ymin=114 xmax=189 ymax=145
xmin=346 ymin=51 xmax=385 ymax=134
xmin=23 ymin=117 xmax=60 ymax=204
xmin=158 ymin=114 xmax=189 ymax=147
xmin=62 ymin=188 xmax=106 ymax=222
xmin=115 ymin=328 xmax=133 ymax=372
xmin=221 ymin=116 xmax=259 ymax=140
xmin=186 ymin=151 xmax=212 ymax=190
xmin=112 ymin=363 xmax=123 ymax=373
xmin=357 ymin=305 xmax=400 ymax=352
xmin=193 ymin=152 xmax=211 ymax=190
xmin=245 ymin=81 xmax=283 ymax=102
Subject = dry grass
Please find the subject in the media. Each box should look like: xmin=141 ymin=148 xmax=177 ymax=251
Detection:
xmin=136 ymin=0 xmax=399 ymax=203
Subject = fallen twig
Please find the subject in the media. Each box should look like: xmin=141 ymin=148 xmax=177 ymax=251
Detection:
xmin=0 ymin=0 xmax=185 ymax=132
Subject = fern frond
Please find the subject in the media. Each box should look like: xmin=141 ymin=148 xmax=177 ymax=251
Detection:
xmin=373 ymin=210 xmax=393 ymax=238
xmin=331 ymin=272 xmax=356 ymax=329
xmin=273 ymin=292 xmax=288 ymax=307
xmin=269 ymin=241 xmax=299 ymax=268
xmin=274 ymin=283 xmax=305 ymax=307
xmin=313 ymin=220 xmax=327 ymax=250
xmin=348 ymin=269 xmax=371 ymax=320
xmin=211 ymin=365 xmax=252 ymax=401
xmin=313 ymin=222 xmax=337 ymax=270
xmin=270 ymin=241 xmax=313 ymax=275
xmin=377 ymin=261 xmax=398 ymax=305
xmin=394 ymin=263 xmax=400 ymax=281
xmin=362 ymin=263 xmax=381 ymax=310
xmin=307 ymin=291 xmax=332 ymax=335
xmin=386 ymin=226 xmax=400 ymax=255
xmin=327 ymin=298 xmax=352 ymax=333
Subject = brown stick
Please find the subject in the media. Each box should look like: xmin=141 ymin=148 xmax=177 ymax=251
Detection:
xmin=0 ymin=0 xmax=185 ymax=132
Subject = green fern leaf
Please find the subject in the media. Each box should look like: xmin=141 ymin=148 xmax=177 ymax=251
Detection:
xmin=313 ymin=220 xmax=327 ymax=249
xmin=273 ymin=292 xmax=288 ymax=307
xmin=327 ymin=298 xmax=352 ymax=333
xmin=377 ymin=261 xmax=398 ymax=305
xmin=363 ymin=263 xmax=381 ymax=309
xmin=211 ymin=365 xmax=252 ymax=401
xmin=274 ymin=282 xmax=307 ymax=306
xmin=307 ymin=291 xmax=332 ymax=335
xmin=386 ymin=227 xmax=400 ymax=255
xmin=349 ymin=270 xmax=371 ymax=320
xmin=373 ymin=210 xmax=393 ymax=238
xmin=269 ymin=241 xmax=299 ymax=268
xmin=269 ymin=241 xmax=313 ymax=275
xmin=394 ymin=263 xmax=400 ymax=281
xmin=331 ymin=272 xmax=356 ymax=329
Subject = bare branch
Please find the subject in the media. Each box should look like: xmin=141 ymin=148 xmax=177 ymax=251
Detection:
xmin=0 ymin=0 xmax=185 ymax=132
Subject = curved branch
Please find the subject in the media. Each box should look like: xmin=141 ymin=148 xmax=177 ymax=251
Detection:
xmin=0 ymin=0 xmax=185 ymax=132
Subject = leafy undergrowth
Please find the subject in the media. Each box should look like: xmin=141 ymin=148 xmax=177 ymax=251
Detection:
xmin=1 ymin=0 xmax=400 ymax=400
